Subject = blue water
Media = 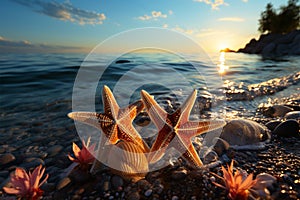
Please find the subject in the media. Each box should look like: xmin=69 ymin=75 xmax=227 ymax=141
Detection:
xmin=0 ymin=52 xmax=299 ymax=132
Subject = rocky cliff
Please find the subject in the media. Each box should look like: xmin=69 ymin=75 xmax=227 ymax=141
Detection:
xmin=237 ymin=30 xmax=300 ymax=56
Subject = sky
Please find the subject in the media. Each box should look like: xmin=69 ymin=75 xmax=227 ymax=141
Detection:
xmin=0 ymin=0 xmax=287 ymax=54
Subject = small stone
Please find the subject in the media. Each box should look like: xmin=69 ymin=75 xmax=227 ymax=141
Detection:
xmin=0 ymin=153 xmax=16 ymax=165
xmin=144 ymin=189 xmax=152 ymax=197
xmin=285 ymin=111 xmax=300 ymax=120
xmin=172 ymin=196 xmax=179 ymax=200
xmin=273 ymin=119 xmax=299 ymax=137
xmin=47 ymin=145 xmax=64 ymax=157
xmin=57 ymin=177 xmax=71 ymax=190
xmin=171 ymin=169 xmax=187 ymax=180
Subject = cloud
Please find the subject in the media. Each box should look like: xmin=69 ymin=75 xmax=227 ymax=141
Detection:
xmin=196 ymin=29 xmax=222 ymax=37
xmin=218 ymin=17 xmax=245 ymax=22
xmin=194 ymin=0 xmax=228 ymax=10
xmin=168 ymin=10 xmax=174 ymax=15
xmin=174 ymin=26 xmax=195 ymax=35
xmin=0 ymin=36 xmax=85 ymax=53
xmin=242 ymin=0 xmax=248 ymax=2
xmin=11 ymin=0 xmax=106 ymax=25
xmin=138 ymin=10 xmax=168 ymax=21
xmin=163 ymin=24 xmax=168 ymax=28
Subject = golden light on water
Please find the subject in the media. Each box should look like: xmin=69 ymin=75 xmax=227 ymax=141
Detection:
xmin=218 ymin=52 xmax=229 ymax=74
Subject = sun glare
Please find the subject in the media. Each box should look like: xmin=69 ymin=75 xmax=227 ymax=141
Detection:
xmin=218 ymin=52 xmax=229 ymax=74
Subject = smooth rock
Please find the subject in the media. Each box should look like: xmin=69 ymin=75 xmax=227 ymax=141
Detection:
xmin=57 ymin=177 xmax=72 ymax=190
xmin=265 ymin=121 xmax=282 ymax=131
xmin=0 ymin=153 xmax=16 ymax=165
xmin=273 ymin=120 xmax=299 ymax=137
xmin=263 ymin=105 xmax=293 ymax=117
xmin=144 ymin=189 xmax=152 ymax=197
xmin=285 ymin=111 xmax=300 ymax=120
xmin=171 ymin=169 xmax=187 ymax=180
xmin=213 ymin=138 xmax=230 ymax=156
xmin=47 ymin=145 xmax=64 ymax=157
xmin=220 ymin=119 xmax=270 ymax=146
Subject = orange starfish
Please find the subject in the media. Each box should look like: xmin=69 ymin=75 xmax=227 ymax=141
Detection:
xmin=68 ymin=85 xmax=150 ymax=153
xmin=141 ymin=89 xmax=225 ymax=167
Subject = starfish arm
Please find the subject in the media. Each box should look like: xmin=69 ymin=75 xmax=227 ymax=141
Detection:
xmin=182 ymin=142 xmax=203 ymax=167
xmin=179 ymin=120 xmax=226 ymax=138
xmin=102 ymin=85 xmax=120 ymax=118
xmin=148 ymin=126 xmax=174 ymax=163
xmin=140 ymin=90 xmax=169 ymax=130
xmin=118 ymin=127 xmax=150 ymax=152
xmin=173 ymin=89 xmax=197 ymax=125
xmin=68 ymin=112 xmax=112 ymax=130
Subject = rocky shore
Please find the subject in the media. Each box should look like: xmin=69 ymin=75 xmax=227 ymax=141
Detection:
xmin=0 ymin=94 xmax=300 ymax=200
xmin=237 ymin=30 xmax=300 ymax=56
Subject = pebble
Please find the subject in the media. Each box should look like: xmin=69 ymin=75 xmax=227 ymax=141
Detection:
xmin=171 ymin=169 xmax=187 ymax=180
xmin=144 ymin=189 xmax=152 ymax=197
xmin=273 ymin=119 xmax=299 ymax=137
xmin=56 ymin=177 xmax=72 ymax=190
xmin=47 ymin=145 xmax=64 ymax=157
xmin=285 ymin=111 xmax=300 ymax=120
xmin=213 ymin=138 xmax=230 ymax=156
xmin=172 ymin=196 xmax=179 ymax=200
xmin=0 ymin=153 xmax=16 ymax=165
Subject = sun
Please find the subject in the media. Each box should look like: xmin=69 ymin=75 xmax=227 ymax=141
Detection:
xmin=218 ymin=43 xmax=228 ymax=51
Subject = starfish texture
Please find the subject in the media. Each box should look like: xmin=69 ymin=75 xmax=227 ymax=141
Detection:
xmin=141 ymin=89 xmax=226 ymax=167
xmin=68 ymin=85 xmax=150 ymax=153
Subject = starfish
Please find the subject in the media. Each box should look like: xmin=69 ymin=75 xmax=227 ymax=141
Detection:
xmin=68 ymin=85 xmax=150 ymax=153
xmin=141 ymin=89 xmax=226 ymax=167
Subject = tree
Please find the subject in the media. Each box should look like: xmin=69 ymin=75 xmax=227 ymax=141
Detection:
xmin=258 ymin=0 xmax=300 ymax=34
xmin=258 ymin=3 xmax=276 ymax=33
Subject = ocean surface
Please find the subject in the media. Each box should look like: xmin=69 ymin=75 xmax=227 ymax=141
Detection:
xmin=0 ymin=52 xmax=299 ymax=134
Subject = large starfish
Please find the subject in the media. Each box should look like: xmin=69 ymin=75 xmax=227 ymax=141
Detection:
xmin=141 ymin=89 xmax=226 ymax=167
xmin=68 ymin=85 xmax=150 ymax=153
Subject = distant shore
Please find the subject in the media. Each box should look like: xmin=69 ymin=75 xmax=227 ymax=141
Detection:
xmin=237 ymin=30 xmax=300 ymax=56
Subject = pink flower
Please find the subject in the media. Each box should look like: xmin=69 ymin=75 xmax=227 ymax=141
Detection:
xmin=68 ymin=138 xmax=96 ymax=165
xmin=3 ymin=165 xmax=48 ymax=200
xmin=213 ymin=160 xmax=276 ymax=200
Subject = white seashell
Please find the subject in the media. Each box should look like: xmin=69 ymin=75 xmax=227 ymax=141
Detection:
xmin=107 ymin=141 xmax=149 ymax=182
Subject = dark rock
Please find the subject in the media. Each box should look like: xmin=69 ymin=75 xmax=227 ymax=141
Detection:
xmin=47 ymin=145 xmax=64 ymax=157
xmin=263 ymin=105 xmax=293 ymax=117
xmin=57 ymin=177 xmax=72 ymax=190
xmin=0 ymin=153 xmax=16 ymax=165
xmin=285 ymin=111 xmax=300 ymax=120
xmin=213 ymin=138 xmax=230 ymax=156
xmin=237 ymin=30 xmax=300 ymax=56
xmin=273 ymin=120 xmax=299 ymax=137
xmin=171 ymin=169 xmax=187 ymax=180
xmin=115 ymin=59 xmax=131 ymax=64
xmin=265 ymin=121 xmax=281 ymax=131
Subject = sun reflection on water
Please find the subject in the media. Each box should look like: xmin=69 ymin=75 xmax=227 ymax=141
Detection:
xmin=218 ymin=52 xmax=229 ymax=74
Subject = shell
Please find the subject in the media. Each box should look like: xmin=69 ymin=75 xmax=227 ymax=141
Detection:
xmin=220 ymin=119 xmax=271 ymax=150
xmin=107 ymin=141 xmax=149 ymax=182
